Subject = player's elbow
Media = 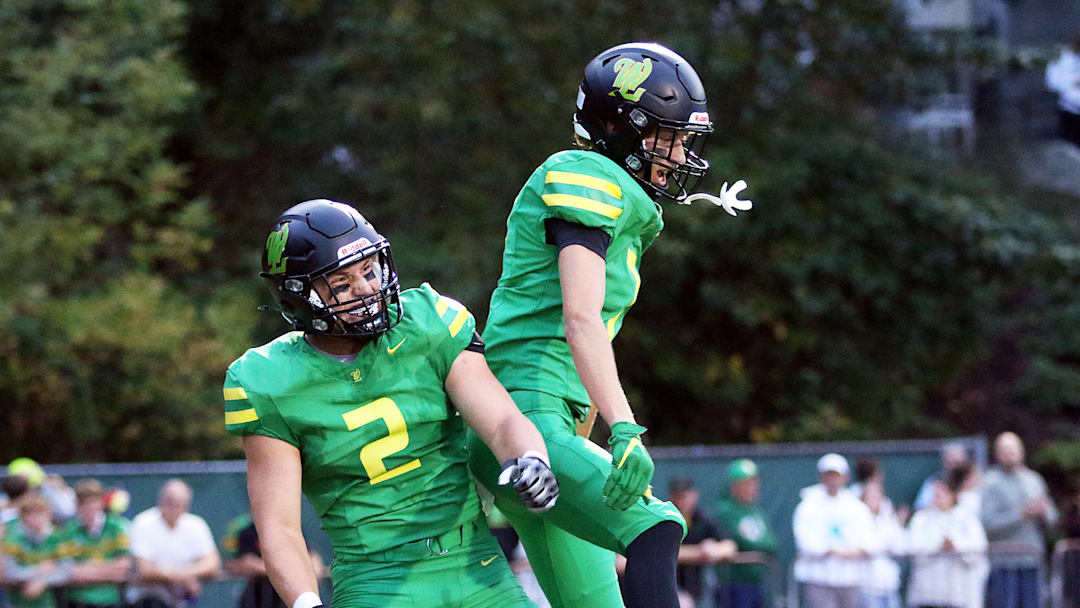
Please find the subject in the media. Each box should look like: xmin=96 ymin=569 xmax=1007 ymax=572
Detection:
xmin=563 ymin=309 xmax=601 ymax=344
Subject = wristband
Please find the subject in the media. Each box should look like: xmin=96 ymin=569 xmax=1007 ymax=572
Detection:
xmin=293 ymin=592 xmax=322 ymax=608
xmin=520 ymin=450 xmax=549 ymax=466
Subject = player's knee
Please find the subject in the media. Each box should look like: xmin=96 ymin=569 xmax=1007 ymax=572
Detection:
xmin=626 ymin=520 xmax=683 ymax=558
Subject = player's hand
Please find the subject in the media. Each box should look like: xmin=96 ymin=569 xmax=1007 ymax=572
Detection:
xmin=603 ymin=421 xmax=653 ymax=510
xmin=499 ymin=453 xmax=559 ymax=513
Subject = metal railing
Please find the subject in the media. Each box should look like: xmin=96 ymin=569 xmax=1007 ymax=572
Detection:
xmin=783 ymin=542 xmax=1050 ymax=608
xmin=1051 ymin=538 xmax=1080 ymax=608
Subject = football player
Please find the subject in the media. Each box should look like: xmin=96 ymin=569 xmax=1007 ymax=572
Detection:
xmin=224 ymin=199 xmax=559 ymax=608
xmin=468 ymin=42 xmax=730 ymax=608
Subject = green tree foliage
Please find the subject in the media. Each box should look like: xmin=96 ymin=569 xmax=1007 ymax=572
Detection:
xmin=0 ymin=0 xmax=252 ymax=462
xmin=2 ymin=0 xmax=1077 ymax=471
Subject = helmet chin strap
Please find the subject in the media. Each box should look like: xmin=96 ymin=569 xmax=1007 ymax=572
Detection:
xmin=679 ymin=179 xmax=753 ymax=217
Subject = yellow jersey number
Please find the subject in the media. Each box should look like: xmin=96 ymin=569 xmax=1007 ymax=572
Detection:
xmin=341 ymin=398 xmax=421 ymax=485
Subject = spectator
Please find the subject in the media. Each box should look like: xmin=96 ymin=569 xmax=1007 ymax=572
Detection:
xmin=1046 ymin=36 xmax=1080 ymax=148
xmin=61 ymin=479 xmax=132 ymax=608
xmin=714 ymin=459 xmax=778 ymax=608
xmin=952 ymin=460 xmax=982 ymax=518
xmin=914 ymin=443 xmax=970 ymax=512
xmin=850 ymin=457 xmax=883 ymax=499
xmin=1 ymin=492 xmax=72 ymax=608
xmin=792 ymin=453 xmax=878 ymax=608
xmin=1063 ymin=484 xmax=1080 ymax=539
xmin=127 ymin=479 xmax=221 ymax=608
xmin=2 ymin=474 xmax=30 ymax=524
xmin=980 ymin=431 xmax=1058 ymax=608
xmin=221 ymin=512 xmax=327 ymax=608
xmin=906 ymin=469 xmax=988 ymax=608
xmin=668 ymin=477 xmax=736 ymax=607
xmin=861 ymin=481 xmax=903 ymax=608
xmin=6 ymin=459 xmax=76 ymax=524
xmin=853 ymin=457 xmax=910 ymax=525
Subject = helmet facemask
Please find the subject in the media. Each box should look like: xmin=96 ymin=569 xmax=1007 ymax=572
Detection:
xmin=633 ymin=116 xmax=711 ymax=201
xmin=277 ymin=241 xmax=402 ymax=338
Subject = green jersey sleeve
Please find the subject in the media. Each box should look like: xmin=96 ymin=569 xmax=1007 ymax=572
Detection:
xmin=413 ymin=283 xmax=478 ymax=380
xmin=223 ymin=364 xmax=298 ymax=448
xmin=536 ymin=154 xmax=627 ymax=236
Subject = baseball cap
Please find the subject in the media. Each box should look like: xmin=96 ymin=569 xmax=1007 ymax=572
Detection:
xmin=8 ymin=458 xmax=45 ymax=487
xmin=816 ymin=453 xmax=849 ymax=475
xmin=726 ymin=459 xmax=758 ymax=483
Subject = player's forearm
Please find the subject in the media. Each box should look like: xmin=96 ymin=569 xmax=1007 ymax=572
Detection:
xmin=259 ymin=527 xmax=320 ymax=607
xmin=564 ymin=315 xmax=635 ymax=425
xmin=486 ymin=410 xmax=549 ymax=464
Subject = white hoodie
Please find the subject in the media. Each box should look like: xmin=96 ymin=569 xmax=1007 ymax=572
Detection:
xmin=792 ymin=486 xmax=880 ymax=587
xmin=906 ymin=505 xmax=988 ymax=608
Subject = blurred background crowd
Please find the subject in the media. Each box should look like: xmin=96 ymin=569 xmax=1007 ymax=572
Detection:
xmin=4 ymin=429 xmax=1080 ymax=608
xmin=2 ymin=0 xmax=1079 ymax=607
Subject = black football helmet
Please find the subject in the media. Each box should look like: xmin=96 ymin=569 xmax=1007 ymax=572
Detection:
xmin=260 ymin=199 xmax=401 ymax=337
xmin=573 ymin=42 xmax=712 ymax=201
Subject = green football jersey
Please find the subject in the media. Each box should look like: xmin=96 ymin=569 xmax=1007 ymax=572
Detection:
xmin=483 ymin=150 xmax=663 ymax=415
xmin=59 ymin=515 xmax=130 ymax=606
xmin=224 ymin=284 xmax=482 ymax=559
xmin=2 ymin=520 xmax=67 ymax=608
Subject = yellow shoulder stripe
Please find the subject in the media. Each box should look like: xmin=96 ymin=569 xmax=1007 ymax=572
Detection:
xmin=435 ymin=297 xmax=449 ymax=316
xmin=225 ymin=408 xmax=259 ymax=425
xmin=223 ymin=387 xmax=248 ymax=401
xmin=448 ymin=309 xmax=469 ymax=337
xmin=541 ymin=193 xmax=623 ymax=219
xmin=546 ymin=171 xmax=623 ymax=199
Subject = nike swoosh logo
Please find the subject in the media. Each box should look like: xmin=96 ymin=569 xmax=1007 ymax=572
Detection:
xmin=387 ymin=337 xmax=407 ymax=355
xmin=480 ymin=556 xmax=498 ymax=566
xmin=616 ymin=437 xmax=643 ymax=469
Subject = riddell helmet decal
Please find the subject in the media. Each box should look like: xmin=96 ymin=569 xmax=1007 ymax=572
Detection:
xmin=609 ymin=57 xmax=652 ymax=102
xmin=689 ymin=112 xmax=710 ymax=125
xmin=337 ymin=237 xmax=373 ymax=260
xmin=266 ymin=225 xmax=289 ymax=274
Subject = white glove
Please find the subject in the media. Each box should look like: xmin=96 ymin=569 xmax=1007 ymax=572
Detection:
xmin=498 ymin=452 xmax=559 ymax=513
xmin=680 ymin=179 xmax=753 ymax=216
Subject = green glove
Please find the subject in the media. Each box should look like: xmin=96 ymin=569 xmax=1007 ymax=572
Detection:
xmin=602 ymin=421 xmax=654 ymax=510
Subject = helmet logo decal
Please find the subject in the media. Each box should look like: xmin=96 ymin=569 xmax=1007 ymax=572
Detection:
xmin=609 ymin=57 xmax=652 ymax=102
xmin=266 ymin=225 xmax=289 ymax=274
xmin=338 ymin=237 xmax=373 ymax=259
xmin=689 ymin=112 xmax=710 ymax=124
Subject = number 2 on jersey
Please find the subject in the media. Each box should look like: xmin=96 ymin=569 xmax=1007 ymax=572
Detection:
xmin=341 ymin=398 xmax=421 ymax=485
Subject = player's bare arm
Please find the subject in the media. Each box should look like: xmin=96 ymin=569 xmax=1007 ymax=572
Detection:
xmin=445 ymin=349 xmax=548 ymax=464
xmin=243 ymin=434 xmax=320 ymax=608
xmin=558 ymin=244 xmax=635 ymax=426
xmin=446 ymin=349 xmax=559 ymax=512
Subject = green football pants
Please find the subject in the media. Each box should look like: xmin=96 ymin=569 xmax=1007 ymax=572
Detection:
xmin=467 ymin=390 xmax=686 ymax=608
xmin=329 ymin=517 xmax=534 ymax=608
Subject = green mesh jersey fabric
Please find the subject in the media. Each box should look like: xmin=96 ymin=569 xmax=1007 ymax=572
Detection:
xmin=483 ymin=150 xmax=663 ymax=416
xmin=59 ymin=515 xmax=130 ymax=606
xmin=224 ymin=284 xmax=482 ymax=559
